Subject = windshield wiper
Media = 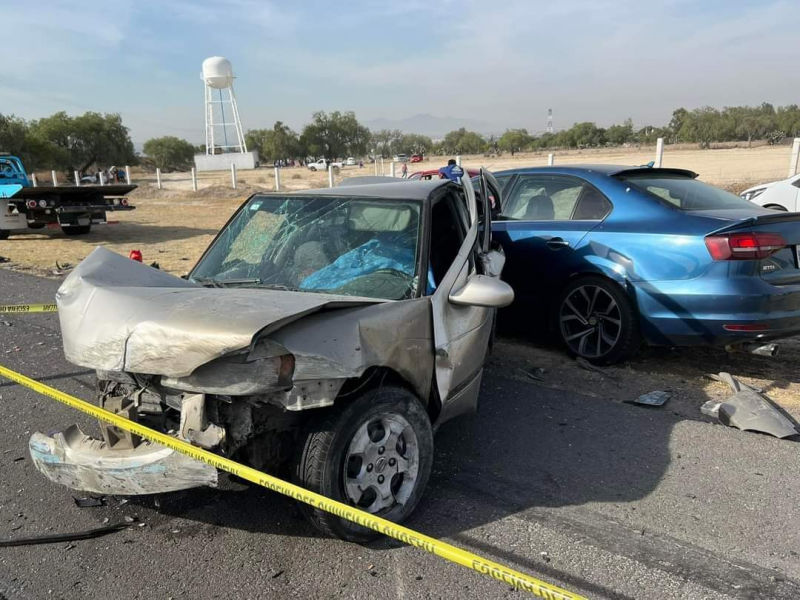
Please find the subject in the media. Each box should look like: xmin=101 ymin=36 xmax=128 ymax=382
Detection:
xmin=256 ymin=283 xmax=298 ymax=291
xmin=192 ymin=276 xmax=223 ymax=288
xmin=217 ymin=277 xmax=263 ymax=286
xmin=192 ymin=277 xmax=262 ymax=287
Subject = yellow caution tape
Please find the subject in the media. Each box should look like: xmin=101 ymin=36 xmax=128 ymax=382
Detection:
xmin=0 ymin=363 xmax=584 ymax=600
xmin=0 ymin=304 xmax=58 ymax=314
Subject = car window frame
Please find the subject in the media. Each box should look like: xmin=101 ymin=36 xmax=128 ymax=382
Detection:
xmin=569 ymin=181 xmax=614 ymax=221
xmin=500 ymin=173 xmax=604 ymax=222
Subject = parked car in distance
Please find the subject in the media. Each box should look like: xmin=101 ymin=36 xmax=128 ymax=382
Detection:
xmin=345 ymin=157 xmax=356 ymax=166
xmin=308 ymin=158 xmax=343 ymax=171
xmin=409 ymin=168 xmax=480 ymax=181
xmin=491 ymin=165 xmax=800 ymax=364
xmin=393 ymin=154 xmax=409 ymax=162
xmin=410 ymin=154 xmax=423 ymax=163
xmin=740 ymin=173 xmax=800 ymax=211
xmin=32 ymin=175 xmax=512 ymax=541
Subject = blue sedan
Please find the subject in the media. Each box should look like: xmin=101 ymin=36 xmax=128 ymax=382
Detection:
xmin=490 ymin=165 xmax=800 ymax=364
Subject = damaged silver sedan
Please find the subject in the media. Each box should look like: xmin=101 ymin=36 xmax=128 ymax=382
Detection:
xmin=32 ymin=172 xmax=513 ymax=540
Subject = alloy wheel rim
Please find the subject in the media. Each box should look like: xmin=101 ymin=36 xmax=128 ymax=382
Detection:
xmin=343 ymin=414 xmax=419 ymax=514
xmin=559 ymin=285 xmax=622 ymax=358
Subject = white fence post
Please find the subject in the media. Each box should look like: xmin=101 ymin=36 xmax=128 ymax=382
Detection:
xmin=328 ymin=165 xmax=334 ymax=188
xmin=125 ymin=165 xmax=131 ymax=185
xmin=74 ymin=170 xmax=80 ymax=186
xmin=99 ymin=171 xmax=105 ymax=185
xmin=191 ymin=167 xmax=198 ymax=192
xmin=789 ymin=138 xmax=800 ymax=177
xmin=547 ymin=153 xmax=554 ymax=166
xmin=456 ymin=155 xmax=461 ymax=167
xmin=51 ymin=170 xmax=58 ymax=186
xmin=156 ymin=168 xmax=162 ymax=190
xmin=31 ymin=173 xmax=38 ymax=187
xmin=390 ymin=162 xmax=396 ymax=178
xmin=374 ymin=152 xmax=378 ymax=176
xmin=230 ymin=163 xmax=237 ymax=189
xmin=274 ymin=166 xmax=281 ymax=191
xmin=380 ymin=157 xmax=384 ymax=176
xmin=655 ymin=137 xmax=664 ymax=168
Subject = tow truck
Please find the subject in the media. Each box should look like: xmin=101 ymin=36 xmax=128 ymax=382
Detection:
xmin=0 ymin=154 xmax=136 ymax=239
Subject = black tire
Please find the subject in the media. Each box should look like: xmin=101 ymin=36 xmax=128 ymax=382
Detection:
xmin=294 ymin=386 xmax=433 ymax=542
xmin=309 ymin=166 xmax=317 ymax=172
xmin=556 ymin=275 xmax=640 ymax=365
xmin=26 ymin=223 xmax=46 ymax=230
xmin=765 ymin=204 xmax=788 ymax=212
xmin=61 ymin=224 xmax=91 ymax=236
xmin=0 ymin=230 xmax=8 ymax=240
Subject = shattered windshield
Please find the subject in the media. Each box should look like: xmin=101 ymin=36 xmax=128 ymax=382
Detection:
xmin=190 ymin=194 xmax=423 ymax=301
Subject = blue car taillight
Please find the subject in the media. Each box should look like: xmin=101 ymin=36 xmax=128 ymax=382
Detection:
xmin=705 ymin=232 xmax=786 ymax=260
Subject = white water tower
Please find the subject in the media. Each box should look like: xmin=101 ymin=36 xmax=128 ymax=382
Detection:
xmin=202 ymin=56 xmax=247 ymax=155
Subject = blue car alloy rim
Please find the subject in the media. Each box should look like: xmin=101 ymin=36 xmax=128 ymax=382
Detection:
xmin=559 ymin=285 xmax=623 ymax=358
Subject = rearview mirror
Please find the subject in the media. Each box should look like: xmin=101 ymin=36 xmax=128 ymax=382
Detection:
xmin=449 ymin=275 xmax=514 ymax=308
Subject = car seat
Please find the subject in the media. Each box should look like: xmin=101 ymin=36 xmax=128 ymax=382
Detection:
xmin=522 ymin=194 xmax=555 ymax=220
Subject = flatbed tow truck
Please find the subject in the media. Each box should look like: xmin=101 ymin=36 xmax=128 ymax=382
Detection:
xmin=0 ymin=154 xmax=136 ymax=239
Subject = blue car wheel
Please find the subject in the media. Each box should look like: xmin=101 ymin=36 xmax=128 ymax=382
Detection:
xmin=557 ymin=276 xmax=640 ymax=365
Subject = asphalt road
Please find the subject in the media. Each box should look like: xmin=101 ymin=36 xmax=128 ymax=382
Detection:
xmin=0 ymin=268 xmax=799 ymax=600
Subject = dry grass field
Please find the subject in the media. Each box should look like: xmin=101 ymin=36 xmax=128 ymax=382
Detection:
xmin=2 ymin=141 xmax=800 ymax=419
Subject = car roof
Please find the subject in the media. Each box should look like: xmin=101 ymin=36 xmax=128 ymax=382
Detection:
xmin=495 ymin=164 xmax=698 ymax=179
xmin=284 ymin=178 xmax=453 ymax=201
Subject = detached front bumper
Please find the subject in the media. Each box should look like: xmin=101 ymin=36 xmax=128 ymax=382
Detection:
xmin=29 ymin=425 xmax=218 ymax=496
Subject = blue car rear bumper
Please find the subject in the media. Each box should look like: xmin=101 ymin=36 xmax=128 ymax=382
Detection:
xmin=634 ymin=277 xmax=800 ymax=346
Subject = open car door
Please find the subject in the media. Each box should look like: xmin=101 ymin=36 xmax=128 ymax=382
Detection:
xmin=430 ymin=169 xmax=512 ymax=423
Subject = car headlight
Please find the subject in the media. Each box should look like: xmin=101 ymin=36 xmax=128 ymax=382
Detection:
xmin=741 ymin=188 xmax=766 ymax=201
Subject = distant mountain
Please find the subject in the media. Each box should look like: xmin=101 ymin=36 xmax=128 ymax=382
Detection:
xmin=364 ymin=113 xmax=497 ymax=138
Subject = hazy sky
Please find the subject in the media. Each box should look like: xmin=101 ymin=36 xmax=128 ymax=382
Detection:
xmin=4 ymin=0 xmax=798 ymax=143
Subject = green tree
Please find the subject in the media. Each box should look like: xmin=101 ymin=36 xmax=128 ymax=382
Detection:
xmin=29 ymin=111 xmax=136 ymax=172
xmin=142 ymin=136 xmax=196 ymax=171
xmin=370 ymin=129 xmax=403 ymax=158
xmin=497 ymin=129 xmax=532 ymax=155
xmin=440 ymin=128 xmax=487 ymax=154
xmin=605 ymin=119 xmax=634 ymax=146
xmin=300 ymin=111 xmax=371 ymax=159
xmin=397 ymin=133 xmax=433 ymax=156
xmin=245 ymin=121 xmax=300 ymax=163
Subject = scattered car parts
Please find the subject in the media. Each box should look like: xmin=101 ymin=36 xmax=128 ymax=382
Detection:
xmin=705 ymin=372 xmax=798 ymax=439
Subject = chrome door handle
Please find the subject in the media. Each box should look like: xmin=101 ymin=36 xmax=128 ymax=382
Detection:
xmin=546 ymin=237 xmax=570 ymax=249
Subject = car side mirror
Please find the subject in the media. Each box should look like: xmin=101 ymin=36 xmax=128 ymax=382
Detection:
xmin=449 ymin=274 xmax=514 ymax=308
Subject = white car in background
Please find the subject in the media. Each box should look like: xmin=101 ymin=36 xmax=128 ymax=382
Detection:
xmin=740 ymin=173 xmax=800 ymax=211
xmin=345 ymin=157 xmax=356 ymax=166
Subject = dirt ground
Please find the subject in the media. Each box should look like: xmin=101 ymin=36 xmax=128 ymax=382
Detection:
xmin=3 ymin=143 xmax=799 ymax=425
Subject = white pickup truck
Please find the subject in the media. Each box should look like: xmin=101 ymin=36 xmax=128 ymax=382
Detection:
xmin=307 ymin=158 xmax=343 ymax=171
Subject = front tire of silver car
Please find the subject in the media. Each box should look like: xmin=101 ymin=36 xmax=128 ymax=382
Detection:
xmin=557 ymin=276 xmax=640 ymax=365
xmin=294 ymin=386 xmax=433 ymax=542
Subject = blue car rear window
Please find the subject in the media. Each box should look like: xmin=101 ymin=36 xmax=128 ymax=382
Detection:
xmin=618 ymin=174 xmax=756 ymax=211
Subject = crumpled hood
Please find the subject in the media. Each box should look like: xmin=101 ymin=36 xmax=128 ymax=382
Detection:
xmin=57 ymin=247 xmax=379 ymax=377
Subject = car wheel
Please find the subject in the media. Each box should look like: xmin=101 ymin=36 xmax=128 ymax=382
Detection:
xmin=557 ymin=276 xmax=640 ymax=365
xmin=0 ymin=230 xmax=9 ymax=240
xmin=26 ymin=223 xmax=46 ymax=230
xmin=764 ymin=204 xmax=788 ymax=211
xmin=294 ymin=386 xmax=433 ymax=542
xmin=61 ymin=224 xmax=91 ymax=236
xmin=309 ymin=166 xmax=317 ymax=172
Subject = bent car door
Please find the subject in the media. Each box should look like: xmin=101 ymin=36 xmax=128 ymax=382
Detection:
xmin=430 ymin=171 xmax=503 ymax=422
